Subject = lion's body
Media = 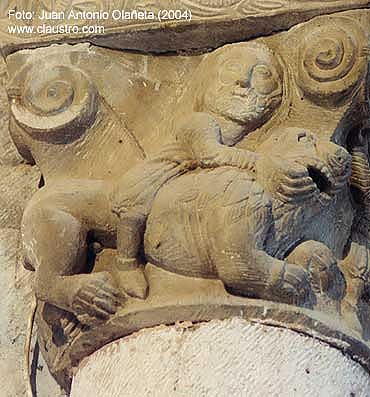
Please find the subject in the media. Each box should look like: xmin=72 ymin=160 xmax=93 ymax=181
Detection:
xmin=145 ymin=167 xmax=271 ymax=280
xmin=144 ymin=160 xmax=353 ymax=299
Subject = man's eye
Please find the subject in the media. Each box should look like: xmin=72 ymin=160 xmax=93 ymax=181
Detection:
xmin=236 ymin=79 xmax=248 ymax=88
xmin=219 ymin=62 xmax=244 ymax=85
xmin=253 ymin=65 xmax=272 ymax=78
xmin=225 ymin=63 xmax=243 ymax=74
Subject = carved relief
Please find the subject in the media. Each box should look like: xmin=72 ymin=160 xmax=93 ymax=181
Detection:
xmin=11 ymin=64 xmax=99 ymax=138
xmin=196 ymin=42 xmax=283 ymax=145
xmin=143 ymin=128 xmax=348 ymax=305
xmin=3 ymin=8 xmax=370 ymax=393
xmin=1 ymin=0 xmax=369 ymax=55
xmin=296 ymin=17 xmax=367 ymax=105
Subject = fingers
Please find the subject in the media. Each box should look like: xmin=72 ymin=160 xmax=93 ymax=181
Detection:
xmin=93 ymin=297 xmax=118 ymax=314
xmin=278 ymin=282 xmax=310 ymax=306
xmin=285 ymin=272 xmax=309 ymax=297
xmin=283 ymin=167 xmax=308 ymax=179
xmin=78 ymin=291 xmax=120 ymax=315
xmin=69 ymin=323 xmax=82 ymax=339
xmin=277 ymin=285 xmax=297 ymax=303
xmin=278 ymin=159 xmax=308 ymax=176
xmin=61 ymin=318 xmax=77 ymax=334
xmin=97 ymin=282 xmax=123 ymax=299
xmin=296 ymin=159 xmax=335 ymax=184
xmin=273 ymin=165 xmax=321 ymax=202
xmin=77 ymin=313 xmax=99 ymax=326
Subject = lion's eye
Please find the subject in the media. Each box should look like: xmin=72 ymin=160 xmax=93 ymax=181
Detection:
xmin=298 ymin=131 xmax=308 ymax=142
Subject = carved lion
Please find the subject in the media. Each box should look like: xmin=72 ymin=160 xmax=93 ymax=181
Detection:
xmin=143 ymin=128 xmax=350 ymax=306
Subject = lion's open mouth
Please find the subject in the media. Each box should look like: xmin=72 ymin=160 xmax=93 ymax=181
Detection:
xmin=308 ymin=166 xmax=332 ymax=193
xmin=307 ymin=165 xmax=334 ymax=203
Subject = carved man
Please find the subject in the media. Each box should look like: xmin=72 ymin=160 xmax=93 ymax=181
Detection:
xmin=112 ymin=42 xmax=320 ymax=298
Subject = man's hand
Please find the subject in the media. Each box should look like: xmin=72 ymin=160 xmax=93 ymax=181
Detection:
xmin=255 ymin=154 xmax=318 ymax=203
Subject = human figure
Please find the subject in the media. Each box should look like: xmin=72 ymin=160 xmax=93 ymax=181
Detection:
xmin=111 ymin=43 xmax=318 ymax=299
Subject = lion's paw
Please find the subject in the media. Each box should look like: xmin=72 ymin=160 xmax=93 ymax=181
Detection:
xmin=71 ymin=272 xmax=124 ymax=326
xmin=287 ymin=241 xmax=345 ymax=300
xmin=271 ymin=263 xmax=313 ymax=307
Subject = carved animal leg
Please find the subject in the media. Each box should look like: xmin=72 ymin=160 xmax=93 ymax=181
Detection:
xmin=286 ymin=240 xmax=345 ymax=301
xmin=112 ymin=160 xmax=194 ymax=299
xmin=115 ymin=212 xmax=148 ymax=299
xmin=211 ymin=186 xmax=312 ymax=307
xmin=340 ymin=239 xmax=370 ymax=336
xmin=214 ymin=244 xmax=312 ymax=307
xmin=341 ymin=277 xmax=365 ymax=335
xmin=22 ymin=202 xmax=122 ymax=325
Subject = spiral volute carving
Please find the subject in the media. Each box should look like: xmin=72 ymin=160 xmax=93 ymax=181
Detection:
xmin=11 ymin=63 xmax=99 ymax=140
xmin=297 ymin=18 xmax=366 ymax=104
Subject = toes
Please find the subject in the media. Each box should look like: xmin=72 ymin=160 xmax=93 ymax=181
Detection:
xmin=60 ymin=315 xmax=83 ymax=339
xmin=93 ymin=297 xmax=119 ymax=315
xmin=78 ymin=288 xmax=122 ymax=306
xmin=63 ymin=320 xmax=78 ymax=335
xmin=73 ymin=298 xmax=112 ymax=320
xmin=280 ymin=266 xmax=312 ymax=305
xmin=77 ymin=313 xmax=100 ymax=326
xmin=69 ymin=323 xmax=83 ymax=339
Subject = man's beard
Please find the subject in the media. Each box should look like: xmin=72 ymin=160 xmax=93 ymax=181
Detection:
xmin=206 ymin=87 xmax=281 ymax=128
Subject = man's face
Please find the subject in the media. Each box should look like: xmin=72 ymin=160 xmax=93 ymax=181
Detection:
xmin=202 ymin=47 xmax=282 ymax=129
